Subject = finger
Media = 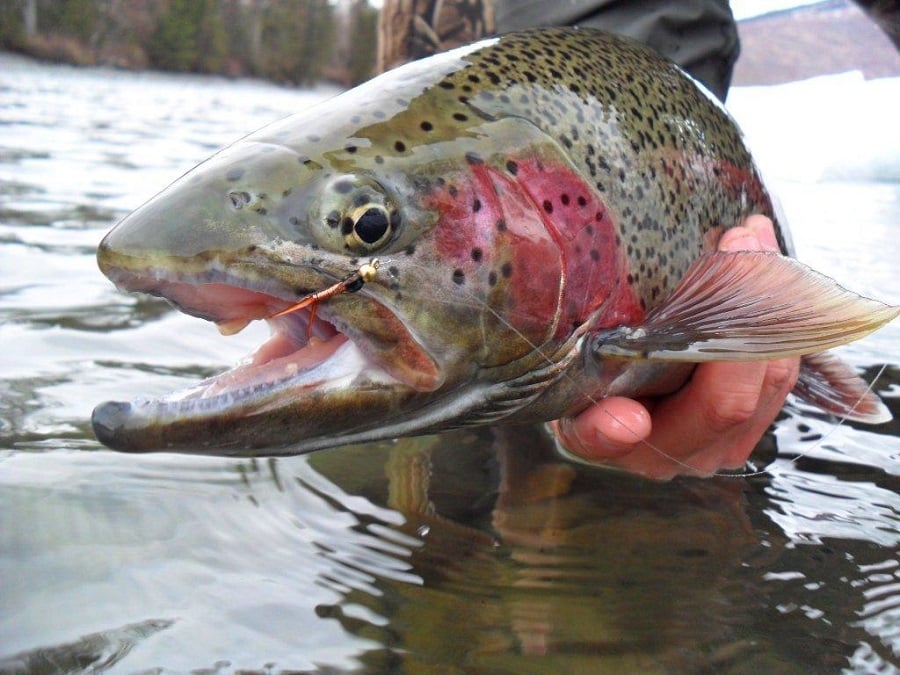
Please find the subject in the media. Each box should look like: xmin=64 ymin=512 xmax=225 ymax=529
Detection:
xmin=719 ymin=216 xmax=779 ymax=252
xmin=743 ymin=214 xmax=780 ymax=250
xmin=652 ymin=357 xmax=799 ymax=477
xmin=608 ymin=361 xmax=771 ymax=479
xmin=554 ymin=397 xmax=652 ymax=461
xmin=716 ymin=357 xmax=800 ymax=469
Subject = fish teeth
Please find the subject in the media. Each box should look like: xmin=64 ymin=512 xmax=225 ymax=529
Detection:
xmin=217 ymin=318 xmax=250 ymax=336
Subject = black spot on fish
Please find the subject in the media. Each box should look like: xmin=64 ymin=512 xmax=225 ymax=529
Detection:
xmin=453 ymin=112 xmax=468 ymax=122
xmin=341 ymin=217 xmax=354 ymax=235
xmin=394 ymin=140 xmax=406 ymax=153
xmin=506 ymin=160 xmax=518 ymax=175
xmin=225 ymin=168 xmax=244 ymax=182
xmin=288 ymin=216 xmax=299 ymax=226
xmin=389 ymin=265 xmax=399 ymax=276
xmin=472 ymin=198 xmax=482 ymax=212
xmin=439 ymin=81 xmax=455 ymax=90
xmin=590 ymin=249 xmax=600 ymax=261
xmin=353 ymin=193 xmax=369 ymax=207
xmin=501 ymin=262 xmax=513 ymax=278
xmin=255 ymin=207 xmax=267 ymax=215
xmin=496 ymin=219 xmax=507 ymax=232
xmin=282 ymin=188 xmax=292 ymax=197
xmin=488 ymin=271 xmax=498 ymax=286
xmin=345 ymin=145 xmax=358 ymax=154
xmin=577 ymin=195 xmax=587 ymax=207
xmin=452 ymin=269 xmax=465 ymax=285
xmin=405 ymin=244 xmax=416 ymax=256
xmin=465 ymin=152 xmax=484 ymax=166
xmin=542 ymin=200 xmax=553 ymax=214
xmin=561 ymin=194 xmax=570 ymax=206
xmin=420 ymin=121 xmax=433 ymax=132
xmin=471 ymin=247 xmax=483 ymax=262
xmin=326 ymin=210 xmax=341 ymax=227
xmin=334 ymin=180 xmax=354 ymax=194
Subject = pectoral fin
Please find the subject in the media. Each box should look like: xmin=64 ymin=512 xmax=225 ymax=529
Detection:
xmin=793 ymin=352 xmax=892 ymax=424
xmin=591 ymin=252 xmax=898 ymax=362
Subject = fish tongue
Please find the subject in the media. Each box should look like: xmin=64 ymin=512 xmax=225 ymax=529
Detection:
xmin=217 ymin=318 xmax=250 ymax=336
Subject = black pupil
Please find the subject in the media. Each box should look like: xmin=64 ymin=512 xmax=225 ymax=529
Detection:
xmin=354 ymin=208 xmax=389 ymax=244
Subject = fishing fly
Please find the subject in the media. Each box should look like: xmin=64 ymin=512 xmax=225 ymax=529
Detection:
xmin=270 ymin=259 xmax=381 ymax=329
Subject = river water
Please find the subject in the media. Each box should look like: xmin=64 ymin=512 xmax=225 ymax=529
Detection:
xmin=1 ymin=54 xmax=898 ymax=673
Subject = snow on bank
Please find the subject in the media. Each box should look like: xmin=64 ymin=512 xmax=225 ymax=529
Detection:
xmin=727 ymin=72 xmax=899 ymax=183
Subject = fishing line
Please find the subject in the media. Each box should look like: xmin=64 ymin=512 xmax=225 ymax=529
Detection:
xmin=383 ymin=256 xmax=891 ymax=479
xmin=735 ymin=361 xmax=889 ymax=479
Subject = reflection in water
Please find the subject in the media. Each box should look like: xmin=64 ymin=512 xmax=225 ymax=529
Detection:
xmin=0 ymin=620 xmax=174 ymax=673
xmin=1 ymin=55 xmax=899 ymax=672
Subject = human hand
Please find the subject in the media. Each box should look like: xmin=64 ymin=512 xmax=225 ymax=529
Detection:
xmin=552 ymin=215 xmax=801 ymax=480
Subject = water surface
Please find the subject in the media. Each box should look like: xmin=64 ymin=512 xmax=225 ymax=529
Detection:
xmin=1 ymin=55 xmax=898 ymax=673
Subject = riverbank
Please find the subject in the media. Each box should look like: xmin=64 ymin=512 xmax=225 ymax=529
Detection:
xmin=0 ymin=0 xmax=378 ymax=87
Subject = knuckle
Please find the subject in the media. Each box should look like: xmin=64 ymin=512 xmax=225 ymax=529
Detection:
xmin=763 ymin=359 xmax=800 ymax=395
xmin=706 ymin=393 xmax=758 ymax=432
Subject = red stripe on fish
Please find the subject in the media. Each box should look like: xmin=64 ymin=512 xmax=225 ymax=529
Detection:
xmin=507 ymin=157 xmax=644 ymax=335
xmin=427 ymin=154 xmax=643 ymax=355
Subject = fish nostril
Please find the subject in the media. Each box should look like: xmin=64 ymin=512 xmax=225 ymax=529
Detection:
xmin=227 ymin=190 xmax=253 ymax=210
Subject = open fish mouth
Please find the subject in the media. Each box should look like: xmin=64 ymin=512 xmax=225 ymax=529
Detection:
xmin=91 ymin=270 xmax=433 ymax=453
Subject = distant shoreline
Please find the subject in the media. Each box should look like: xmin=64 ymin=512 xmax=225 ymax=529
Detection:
xmin=3 ymin=1 xmax=897 ymax=89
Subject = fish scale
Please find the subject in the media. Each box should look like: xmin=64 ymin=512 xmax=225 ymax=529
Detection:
xmin=90 ymin=28 xmax=897 ymax=456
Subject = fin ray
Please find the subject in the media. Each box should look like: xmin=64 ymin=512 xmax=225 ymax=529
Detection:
xmin=592 ymin=252 xmax=898 ymax=362
xmin=793 ymin=352 xmax=892 ymax=424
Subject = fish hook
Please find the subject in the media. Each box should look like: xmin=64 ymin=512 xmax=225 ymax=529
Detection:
xmin=269 ymin=259 xmax=381 ymax=339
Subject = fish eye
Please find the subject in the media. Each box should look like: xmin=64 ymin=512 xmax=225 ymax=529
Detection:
xmin=348 ymin=205 xmax=391 ymax=249
xmin=316 ymin=175 xmax=399 ymax=253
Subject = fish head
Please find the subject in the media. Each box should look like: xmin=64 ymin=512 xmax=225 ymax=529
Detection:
xmin=94 ymin=60 xmax=586 ymax=454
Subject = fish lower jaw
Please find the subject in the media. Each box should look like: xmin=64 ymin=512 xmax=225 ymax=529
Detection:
xmin=167 ymin=333 xmax=398 ymax=404
xmin=91 ymin=336 xmax=406 ymax=453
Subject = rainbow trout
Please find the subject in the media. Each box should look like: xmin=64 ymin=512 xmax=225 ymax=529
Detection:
xmin=92 ymin=28 xmax=897 ymax=455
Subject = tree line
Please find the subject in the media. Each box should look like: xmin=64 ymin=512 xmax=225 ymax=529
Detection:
xmin=0 ymin=0 xmax=380 ymax=87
